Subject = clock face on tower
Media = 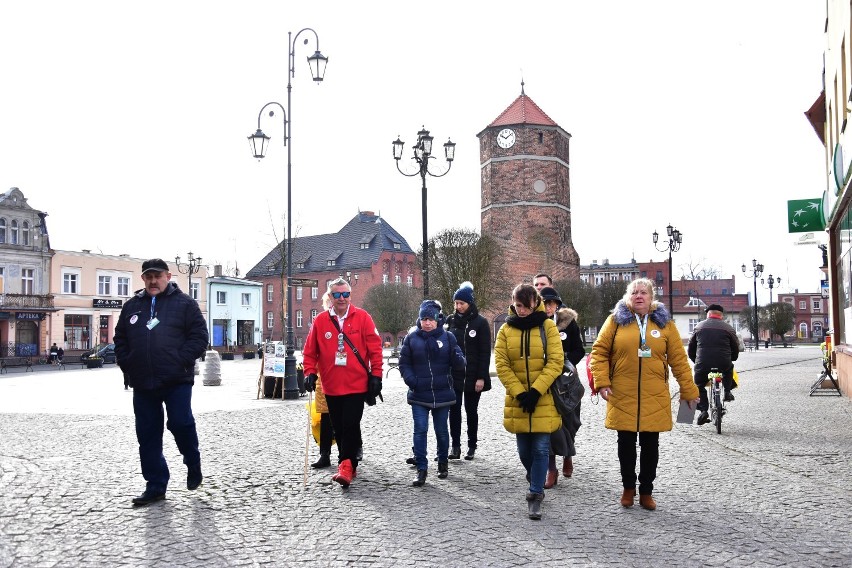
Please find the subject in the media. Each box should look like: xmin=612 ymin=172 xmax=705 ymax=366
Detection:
xmin=496 ymin=128 xmax=516 ymax=149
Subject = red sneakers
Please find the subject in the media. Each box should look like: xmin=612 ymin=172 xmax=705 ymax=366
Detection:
xmin=332 ymin=459 xmax=354 ymax=487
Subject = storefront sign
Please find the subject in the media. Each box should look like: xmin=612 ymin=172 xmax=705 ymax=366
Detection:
xmin=0 ymin=312 xmax=10 ymax=320
xmin=93 ymin=299 xmax=123 ymax=308
xmin=16 ymin=312 xmax=43 ymax=320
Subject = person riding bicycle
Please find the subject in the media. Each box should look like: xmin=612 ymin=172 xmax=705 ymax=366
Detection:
xmin=687 ymin=304 xmax=741 ymax=426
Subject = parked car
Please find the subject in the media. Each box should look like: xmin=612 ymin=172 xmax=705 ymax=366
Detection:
xmin=81 ymin=344 xmax=117 ymax=364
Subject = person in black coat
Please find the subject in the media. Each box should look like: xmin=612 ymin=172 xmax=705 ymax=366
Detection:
xmin=113 ymin=258 xmax=209 ymax=506
xmin=540 ymin=286 xmax=585 ymax=485
xmin=445 ymin=282 xmax=492 ymax=460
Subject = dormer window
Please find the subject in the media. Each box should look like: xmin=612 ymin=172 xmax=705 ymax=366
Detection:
xmin=393 ymin=243 xmax=401 ymax=250
xmin=360 ymin=243 xmax=369 ymax=250
xmin=327 ymin=260 xmax=336 ymax=267
xmin=296 ymin=262 xmax=305 ymax=269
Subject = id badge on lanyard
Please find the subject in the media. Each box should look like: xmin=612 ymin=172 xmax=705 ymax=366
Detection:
xmin=636 ymin=313 xmax=651 ymax=358
xmin=335 ymin=333 xmax=348 ymax=366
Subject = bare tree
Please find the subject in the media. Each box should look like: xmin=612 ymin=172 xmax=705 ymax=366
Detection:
xmin=361 ymin=283 xmax=422 ymax=352
xmin=427 ymin=228 xmax=507 ymax=312
xmin=762 ymin=302 xmax=795 ymax=347
xmin=679 ymin=257 xmax=724 ymax=280
xmin=554 ymin=279 xmax=600 ymax=338
xmin=738 ymin=306 xmax=759 ymax=346
xmin=595 ymin=280 xmax=628 ymax=329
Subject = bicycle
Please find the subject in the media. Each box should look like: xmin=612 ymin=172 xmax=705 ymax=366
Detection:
xmin=706 ymin=368 xmax=726 ymax=434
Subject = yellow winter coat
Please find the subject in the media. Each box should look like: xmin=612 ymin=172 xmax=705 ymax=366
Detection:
xmin=495 ymin=304 xmax=564 ymax=434
xmin=591 ymin=301 xmax=698 ymax=432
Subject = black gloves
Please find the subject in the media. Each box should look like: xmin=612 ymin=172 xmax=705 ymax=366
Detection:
xmin=368 ymin=375 xmax=383 ymax=402
xmin=517 ymin=389 xmax=541 ymax=413
xmin=305 ymin=373 xmax=318 ymax=392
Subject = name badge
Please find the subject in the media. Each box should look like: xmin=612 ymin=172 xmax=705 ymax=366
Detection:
xmin=638 ymin=347 xmax=651 ymax=358
xmin=146 ymin=317 xmax=160 ymax=330
xmin=335 ymin=352 xmax=348 ymax=366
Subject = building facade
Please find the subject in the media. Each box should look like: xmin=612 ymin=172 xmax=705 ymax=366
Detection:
xmin=246 ymin=211 xmax=418 ymax=349
xmin=0 ymin=187 xmax=54 ymax=357
xmin=207 ymin=272 xmax=262 ymax=351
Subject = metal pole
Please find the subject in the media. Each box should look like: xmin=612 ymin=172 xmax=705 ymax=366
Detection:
xmin=668 ymin=247 xmax=673 ymax=313
xmin=753 ymin=276 xmax=759 ymax=350
xmin=421 ymin=168 xmax=428 ymax=298
xmin=284 ymin=30 xmax=297 ymax=399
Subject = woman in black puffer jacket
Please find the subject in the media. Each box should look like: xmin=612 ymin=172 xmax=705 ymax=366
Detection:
xmin=445 ymin=282 xmax=492 ymax=460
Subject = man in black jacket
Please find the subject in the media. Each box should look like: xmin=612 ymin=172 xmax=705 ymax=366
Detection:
xmin=687 ymin=304 xmax=741 ymax=426
xmin=114 ymin=258 xmax=209 ymax=505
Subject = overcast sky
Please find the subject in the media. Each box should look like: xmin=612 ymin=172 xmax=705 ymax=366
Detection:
xmin=0 ymin=1 xmax=829 ymax=299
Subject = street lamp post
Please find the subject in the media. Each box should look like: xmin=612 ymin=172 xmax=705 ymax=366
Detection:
xmin=392 ymin=128 xmax=455 ymax=298
xmin=761 ymin=274 xmax=780 ymax=304
xmin=247 ymin=28 xmax=328 ymax=400
xmin=174 ymin=252 xmax=202 ymax=300
xmin=742 ymin=259 xmax=765 ymax=350
xmin=652 ymin=224 xmax=683 ymax=313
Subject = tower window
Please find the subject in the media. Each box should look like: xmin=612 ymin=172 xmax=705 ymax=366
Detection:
xmin=538 ymin=132 xmax=543 ymax=143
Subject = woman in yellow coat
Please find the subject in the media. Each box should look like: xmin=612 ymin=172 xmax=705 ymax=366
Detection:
xmin=591 ymin=278 xmax=699 ymax=511
xmin=494 ymin=284 xmax=564 ymax=520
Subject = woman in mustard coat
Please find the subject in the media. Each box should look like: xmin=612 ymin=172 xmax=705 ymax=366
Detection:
xmin=591 ymin=278 xmax=699 ymax=511
xmin=494 ymin=284 xmax=564 ymax=520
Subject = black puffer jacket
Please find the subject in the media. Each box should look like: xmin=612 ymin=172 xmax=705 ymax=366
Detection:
xmin=114 ymin=282 xmax=208 ymax=390
xmin=554 ymin=307 xmax=586 ymax=366
xmin=445 ymin=303 xmax=492 ymax=392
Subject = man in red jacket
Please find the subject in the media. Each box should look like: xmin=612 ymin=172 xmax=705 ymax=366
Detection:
xmin=303 ymin=277 xmax=383 ymax=487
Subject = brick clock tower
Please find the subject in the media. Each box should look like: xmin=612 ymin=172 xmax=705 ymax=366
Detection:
xmin=478 ymin=85 xmax=580 ymax=285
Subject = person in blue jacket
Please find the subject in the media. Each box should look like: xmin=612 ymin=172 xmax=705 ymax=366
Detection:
xmin=400 ymin=300 xmax=466 ymax=487
xmin=113 ymin=258 xmax=209 ymax=506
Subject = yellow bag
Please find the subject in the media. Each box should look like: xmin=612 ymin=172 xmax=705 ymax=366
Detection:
xmin=308 ymin=399 xmax=335 ymax=446
xmin=732 ymin=369 xmax=740 ymax=387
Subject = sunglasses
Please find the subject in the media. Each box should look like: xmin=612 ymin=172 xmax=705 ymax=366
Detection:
xmin=331 ymin=291 xmax=351 ymax=299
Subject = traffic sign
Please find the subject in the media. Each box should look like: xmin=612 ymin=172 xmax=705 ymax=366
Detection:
xmin=289 ymin=278 xmax=319 ymax=287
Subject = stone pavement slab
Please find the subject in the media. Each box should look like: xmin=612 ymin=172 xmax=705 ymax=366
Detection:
xmin=1 ymin=348 xmax=851 ymax=567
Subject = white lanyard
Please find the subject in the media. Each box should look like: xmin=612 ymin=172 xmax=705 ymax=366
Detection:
xmin=635 ymin=313 xmax=648 ymax=347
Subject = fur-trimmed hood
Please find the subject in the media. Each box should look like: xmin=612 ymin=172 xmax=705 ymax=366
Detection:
xmin=612 ymin=300 xmax=671 ymax=328
xmin=555 ymin=307 xmax=578 ymax=331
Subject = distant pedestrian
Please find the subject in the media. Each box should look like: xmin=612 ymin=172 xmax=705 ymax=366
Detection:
xmin=494 ymin=284 xmax=564 ymax=520
xmin=590 ymin=277 xmax=698 ymax=511
xmin=400 ymin=300 xmax=465 ymax=486
xmin=302 ymin=277 xmax=383 ymax=488
xmin=445 ymin=282 xmax=491 ymax=461
xmin=114 ymin=258 xmax=209 ymax=506
xmin=49 ymin=343 xmax=59 ymax=364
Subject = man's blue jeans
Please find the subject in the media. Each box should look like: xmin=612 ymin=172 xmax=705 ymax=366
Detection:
xmin=411 ymin=404 xmax=450 ymax=470
xmin=133 ymin=383 xmax=200 ymax=493
xmin=516 ymin=432 xmax=550 ymax=494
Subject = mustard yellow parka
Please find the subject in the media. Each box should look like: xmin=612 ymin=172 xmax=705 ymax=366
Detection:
xmin=495 ymin=303 xmax=564 ymax=434
xmin=591 ymin=300 xmax=698 ymax=432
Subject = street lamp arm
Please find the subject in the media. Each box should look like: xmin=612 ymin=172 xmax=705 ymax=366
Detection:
xmin=424 ymin=158 xmax=453 ymax=178
xmin=289 ymin=28 xmax=322 ymax=78
xmin=256 ymin=101 xmax=288 ymax=142
xmin=394 ymin=159 xmax=421 ymax=178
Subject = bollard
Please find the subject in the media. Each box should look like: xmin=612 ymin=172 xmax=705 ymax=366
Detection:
xmin=203 ymin=350 xmax=222 ymax=386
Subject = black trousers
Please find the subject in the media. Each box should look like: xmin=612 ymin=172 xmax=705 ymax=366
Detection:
xmin=695 ymin=368 xmax=735 ymax=411
xmin=325 ymin=392 xmax=365 ymax=469
xmin=449 ymin=388 xmax=482 ymax=449
xmin=617 ymin=431 xmax=659 ymax=495
xmin=319 ymin=413 xmax=334 ymax=456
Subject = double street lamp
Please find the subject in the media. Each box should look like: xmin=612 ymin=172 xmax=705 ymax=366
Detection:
xmin=392 ymin=128 xmax=455 ymax=298
xmin=761 ymin=274 xmax=781 ymax=304
xmin=742 ymin=259 xmax=765 ymax=350
xmin=652 ymin=224 xmax=683 ymax=313
xmin=247 ymin=28 xmax=328 ymax=400
xmin=175 ymin=252 xmax=203 ymax=300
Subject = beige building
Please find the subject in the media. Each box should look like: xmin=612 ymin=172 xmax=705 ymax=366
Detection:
xmin=49 ymin=251 xmax=208 ymax=355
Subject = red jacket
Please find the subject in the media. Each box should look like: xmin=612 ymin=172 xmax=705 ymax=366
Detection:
xmin=303 ymin=306 xmax=383 ymax=396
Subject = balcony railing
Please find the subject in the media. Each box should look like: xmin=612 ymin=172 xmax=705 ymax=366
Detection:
xmin=0 ymin=293 xmax=55 ymax=309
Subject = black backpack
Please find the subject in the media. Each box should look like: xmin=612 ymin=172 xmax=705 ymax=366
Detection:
xmin=538 ymin=325 xmax=585 ymax=421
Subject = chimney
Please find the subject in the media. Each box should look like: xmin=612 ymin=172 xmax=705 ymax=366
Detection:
xmin=214 ymin=265 xmax=223 ymax=277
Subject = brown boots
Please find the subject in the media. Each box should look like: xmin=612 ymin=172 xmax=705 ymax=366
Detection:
xmin=562 ymin=457 xmax=573 ymax=478
xmin=620 ymin=488 xmax=636 ymax=507
xmin=639 ymin=494 xmax=657 ymax=511
xmin=544 ymin=468 xmax=558 ymax=489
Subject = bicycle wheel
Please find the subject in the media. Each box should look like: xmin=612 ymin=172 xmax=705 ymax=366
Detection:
xmin=714 ymin=388 xmax=723 ymax=434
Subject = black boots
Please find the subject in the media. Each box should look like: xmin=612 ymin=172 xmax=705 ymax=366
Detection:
xmin=438 ymin=461 xmax=448 ymax=479
xmin=464 ymin=447 xmax=475 ymax=460
xmin=412 ymin=469 xmax=427 ymax=487
xmin=448 ymin=446 xmax=461 ymax=460
xmin=187 ymin=464 xmax=203 ymax=490
xmin=311 ymin=452 xmax=331 ymax=469
xmin=526 ymin=492 xmax=544 ymax=520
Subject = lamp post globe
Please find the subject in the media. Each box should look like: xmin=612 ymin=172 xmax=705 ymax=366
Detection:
xmin=652 ymin=224 xmax=682 ymax=313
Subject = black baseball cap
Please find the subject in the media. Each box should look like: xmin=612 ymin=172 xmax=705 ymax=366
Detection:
xmin=141 ymin=258 xmax=169 ymax=274
xmin=705 ymin=304 xmax=724 ymax=313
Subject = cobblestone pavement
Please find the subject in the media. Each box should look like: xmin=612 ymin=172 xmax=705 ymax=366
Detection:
xmin=1 ymin=346 xmax=851 ymax=567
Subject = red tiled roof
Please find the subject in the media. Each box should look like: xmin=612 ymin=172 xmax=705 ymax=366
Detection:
xmin=489 ymin=94 xmax=558 ymax=128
